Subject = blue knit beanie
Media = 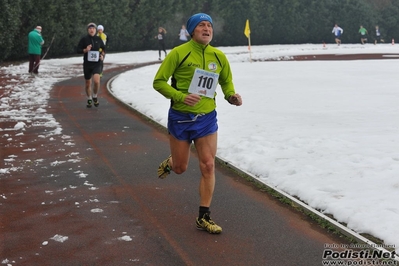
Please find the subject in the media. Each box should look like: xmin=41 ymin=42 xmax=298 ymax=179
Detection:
xmin=186 ymin=13 xmax=213 ymax=35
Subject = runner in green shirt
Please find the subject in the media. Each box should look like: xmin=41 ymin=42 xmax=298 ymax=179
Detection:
xmin=359 ymin=25 xmax=368 ymax=44
xmin=153 ymin=13 xmax=242 ymax=234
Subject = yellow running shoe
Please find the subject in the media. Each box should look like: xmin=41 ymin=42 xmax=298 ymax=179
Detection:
xmin=157 ymin=155 xmax=171 ymax=179
xmin=196 ymin=213 xmax=222 ymax=234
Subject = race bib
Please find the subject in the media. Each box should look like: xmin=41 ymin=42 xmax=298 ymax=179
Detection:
xmin=88 ymin=51 xmax=99 ymax=62
xmin=188 ymin=68 xmax=219 ymax=98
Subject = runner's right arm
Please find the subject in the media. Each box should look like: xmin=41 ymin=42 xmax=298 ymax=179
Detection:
xmin=153 ymin=48 xmax=186 ymax=103
xmin=77 ymin=37 xmax=88 ymax=54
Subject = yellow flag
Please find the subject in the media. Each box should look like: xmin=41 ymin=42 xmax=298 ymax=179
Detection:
xmin=244 ymin=19 xmax=250 ymax=38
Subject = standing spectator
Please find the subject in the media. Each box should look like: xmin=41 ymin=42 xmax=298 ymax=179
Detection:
xmin=155 ymin=27 xmax=167 ymax=60
xmin=153 ymin=13 xmax=242 ymax=234
xmin=178 ymin=25 xmax=190 ymax=43
xmin=374 ymin=25 xmax=384 ymax=44
xmin=97 ymin=25 xmax=107 ymax=77
xmin=28 ymin=26 xmax=44 ymax=75
xmin=332 ymin=24 xmax=343 ymax=46
xmin=76 ymin=23 xmax=105 ymax=108
xmin=359 ymin=25 xmax=368 ymax=44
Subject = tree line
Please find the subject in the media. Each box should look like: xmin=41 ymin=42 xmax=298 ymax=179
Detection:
xmin=1 ymin=0 xmax=399 ymax=62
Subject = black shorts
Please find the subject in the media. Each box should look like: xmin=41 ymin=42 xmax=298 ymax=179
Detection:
xmin=83 ymin=63 xmax=101 ymax=80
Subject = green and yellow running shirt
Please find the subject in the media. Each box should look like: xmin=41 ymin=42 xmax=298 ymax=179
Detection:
xmin=153 ymin=40 xmax=236 ymax=114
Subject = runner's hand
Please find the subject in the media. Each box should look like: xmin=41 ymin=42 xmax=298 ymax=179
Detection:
xmin=86 ymin=44 xmax=92 ymax=52
xmin=184 ymin=94 xmax=201 ymax=106
xmin=229 ymin=94 xmax=242 ymax=106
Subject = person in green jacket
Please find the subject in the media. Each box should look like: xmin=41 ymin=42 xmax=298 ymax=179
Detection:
xmin=28 ymin=26 xmax=45 ymax=75
xmin=153 ymin=13 xmax=242 ymax=234
xmin=359 ymin=25 xmax=368 ymax=44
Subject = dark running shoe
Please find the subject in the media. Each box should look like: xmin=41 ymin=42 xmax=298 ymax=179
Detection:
xmin=196 ymin=213 xmax=222 ymax=234
xmin=157 ymin=155 xmax=171 ymax=179
xmin=93 ymin=97 xmax=99 ymax=107
xmin=87 ymin=99 xmax=93 ymax=108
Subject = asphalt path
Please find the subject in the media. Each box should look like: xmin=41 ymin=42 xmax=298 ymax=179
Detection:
xmin=1 ymin=63 xmax=350 ymax=265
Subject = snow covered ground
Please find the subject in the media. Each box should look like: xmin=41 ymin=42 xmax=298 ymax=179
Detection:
xmin=1 ymin=43 xmax=398 ymax=253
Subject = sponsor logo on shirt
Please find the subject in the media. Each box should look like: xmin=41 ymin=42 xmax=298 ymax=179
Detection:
xmin=208 ymin=62 xmax=217 ymax=71
xmin=188 ymin=62 xmax=201 ymax=68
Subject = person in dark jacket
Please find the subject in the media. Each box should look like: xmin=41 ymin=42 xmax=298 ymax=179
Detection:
xmin=155 ymin=27 xmax=167 ymax=60
xmin=28 ymin=26 xmax=44 ymax=75
xmin=77 ymin=23 xmax=105 ymax=108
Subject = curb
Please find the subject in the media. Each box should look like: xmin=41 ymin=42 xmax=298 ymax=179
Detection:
xmin=217 ymin=156 xmax=398 ymax=260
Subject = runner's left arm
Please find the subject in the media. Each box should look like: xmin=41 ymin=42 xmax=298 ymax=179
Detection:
xmin=216 ymin=51 xmax=236 ymax=101
xmin=100 ymin=40 xmax=106 ymax=56
xmin=100 ymin=41 xmax=106 ymax=61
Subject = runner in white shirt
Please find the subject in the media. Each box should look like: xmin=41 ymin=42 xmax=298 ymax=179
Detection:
xmin=178 ymin=25 xmax=190 ymax=43
xmin=332 ymin=24 xmax=343 ymax=46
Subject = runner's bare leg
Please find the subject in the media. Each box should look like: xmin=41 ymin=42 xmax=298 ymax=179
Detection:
xmin=194 ymin=133 xmax=217 ymax=207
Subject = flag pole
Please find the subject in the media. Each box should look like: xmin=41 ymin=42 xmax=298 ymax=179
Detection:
xmin=244 ymin=19 xmax=252 ymax=62
xmin=248 ymin=34 xmax=252 ymax=63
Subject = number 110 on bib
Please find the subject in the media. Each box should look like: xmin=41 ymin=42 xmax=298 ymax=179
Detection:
xmin=188 ymin=68 xmax=219 ymax=98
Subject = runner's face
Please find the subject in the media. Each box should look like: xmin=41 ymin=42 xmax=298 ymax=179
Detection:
xmin=88 ymin=27 xmax=96 ymax=36
xmin=192 ymin=21 xmax=213 ymax=45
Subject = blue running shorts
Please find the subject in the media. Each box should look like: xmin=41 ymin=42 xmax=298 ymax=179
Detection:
xmin=168 ymin=108 xmax=218 ymax=143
